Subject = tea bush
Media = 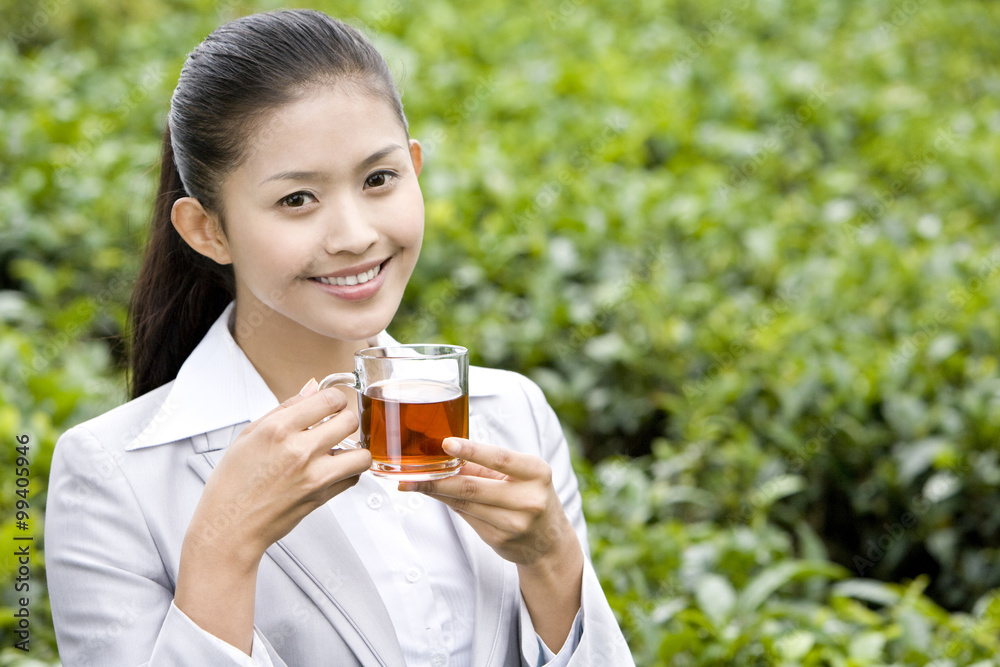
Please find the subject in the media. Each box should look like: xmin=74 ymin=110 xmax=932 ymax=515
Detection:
xmin=2 ymin=0 xmax=999 ymax=664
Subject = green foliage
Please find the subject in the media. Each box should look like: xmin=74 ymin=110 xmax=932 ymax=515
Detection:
xmin=2 ymin=0 xmax=999 ymax=664
xmin=580 ymin=452 xmax=1000 ymax=664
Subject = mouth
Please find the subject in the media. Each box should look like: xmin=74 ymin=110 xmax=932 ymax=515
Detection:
xmin=309 ymin=258 xmax=389 ymax=286
xmin=307 ymin=257 xmax=391 ymax=301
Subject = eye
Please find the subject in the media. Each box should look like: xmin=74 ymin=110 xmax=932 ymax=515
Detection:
xmin=365 ymin=170 xmax=396 ymax=189
xmin=278 ymin=191 xmax=316 ymax=208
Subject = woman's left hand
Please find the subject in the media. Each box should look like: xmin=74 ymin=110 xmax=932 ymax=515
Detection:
xmin=398 ymin=437 xmax=579 ymax=567
xmin=400 ymin=436 xmax=585 ymax=651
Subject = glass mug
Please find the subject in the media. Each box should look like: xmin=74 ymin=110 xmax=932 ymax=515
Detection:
xmin=319 ymin=344 xmax=469 ymax=481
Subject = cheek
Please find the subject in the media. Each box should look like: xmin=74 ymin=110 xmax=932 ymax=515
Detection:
xmin=405 ymin=215 xmax=425 ymax=246
xmin=397 ymin=192 xmax=425 ymax=245
xmin=228 ymin=227 xmax=309 ymax=286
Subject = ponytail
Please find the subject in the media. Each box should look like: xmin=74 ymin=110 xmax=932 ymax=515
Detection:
xmin=127 ymin=125 xmax=234 ymax=398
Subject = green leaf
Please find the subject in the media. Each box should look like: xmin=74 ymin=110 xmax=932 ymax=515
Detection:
xmin=848 ymin=630 xmax=886 ymax=660
xmin=736 ymin=560 xmax=847 ymax=615
xmin=831 ymin=579 xmax=902 ymax=607
xmin=695 ymin=573 xmax=736 ymax=627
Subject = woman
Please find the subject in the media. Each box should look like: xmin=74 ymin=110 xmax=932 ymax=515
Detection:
xmin=44 ymin=9 xmax=633 ymax=666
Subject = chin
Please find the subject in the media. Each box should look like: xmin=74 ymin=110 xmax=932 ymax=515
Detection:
xmin=312 ymin=311 xmax=396 ymax=344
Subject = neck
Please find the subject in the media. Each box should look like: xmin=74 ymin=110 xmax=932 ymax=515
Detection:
xmin=231 ymin=299 xmax=370 ymax=403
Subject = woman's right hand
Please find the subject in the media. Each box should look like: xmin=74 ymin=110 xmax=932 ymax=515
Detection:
xmin=174 ymin=379 xmax=370 ymax=655
xmin=186 ymin=379 xmax=371 ymax=563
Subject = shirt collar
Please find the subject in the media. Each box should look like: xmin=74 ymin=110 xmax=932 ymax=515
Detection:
xmin=126 ymin=302 xmax=396 ymax=451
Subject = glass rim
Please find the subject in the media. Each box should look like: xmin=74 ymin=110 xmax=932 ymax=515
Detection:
xmin=355 ymin=344 xmax=468 ymax=361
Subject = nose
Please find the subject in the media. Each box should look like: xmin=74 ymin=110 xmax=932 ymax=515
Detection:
xmin=323 ymin=195 xmax=379 ymax=256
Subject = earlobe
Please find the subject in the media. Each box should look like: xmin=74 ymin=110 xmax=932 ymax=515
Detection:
xmin=408 ymin=139 xmax=423 ymax=177
xmin=171 ymin=197 xmax=232 ymax=265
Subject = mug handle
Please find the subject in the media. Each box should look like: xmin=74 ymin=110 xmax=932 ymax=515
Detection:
xmin=316 ymin=371 xmax=364 ymax=451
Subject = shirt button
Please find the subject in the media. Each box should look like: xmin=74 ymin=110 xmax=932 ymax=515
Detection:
xmin=431 ymin=655 xmax=446 ymax=666
xmin=405 ymin=567 xmax=422 ymax=583
xmin=367 ymin=494 xmax=383 ymax=510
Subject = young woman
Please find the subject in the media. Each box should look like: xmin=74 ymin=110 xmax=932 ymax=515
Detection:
xmin=44 ymin=10 xmax=633 ymax=666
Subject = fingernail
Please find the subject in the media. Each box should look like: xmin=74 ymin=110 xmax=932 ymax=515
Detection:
xmin=442 ymin=438 xmax=462 ymax=456
xmin=298 ymin=377 xmax=319 ymax=396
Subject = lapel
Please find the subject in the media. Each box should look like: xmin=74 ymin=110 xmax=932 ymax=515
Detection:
xmin=182 ymin=386 xmax=519 ymax=667
xmin=186 ymin=424 xmax=406 ymax=667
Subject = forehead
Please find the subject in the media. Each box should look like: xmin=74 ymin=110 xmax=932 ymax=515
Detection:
xmin=237 ymin=84 xmax=406 ymax=179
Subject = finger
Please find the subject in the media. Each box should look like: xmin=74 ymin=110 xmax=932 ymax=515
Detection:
xmin=301 ymin=409 xmax=360 ymax=457
xmin=272 ymin=387 xmax=351 ymax=432
xmin=443 ymin=438 xmax=545 ymax=480
xmin=322 ymin=474 xmax=365 ymax=500
xmin=403 ymin=475 xmax=511 ymax=510
xmin=417 ymin=488 xmax=515 ymax=530
xmin=454 ymin=461 xmax=507 ymax=481
xmin=441 ymin=507 xmax=507 ymax=544
xmin=314 ymin=448 xmax=372 ymax=483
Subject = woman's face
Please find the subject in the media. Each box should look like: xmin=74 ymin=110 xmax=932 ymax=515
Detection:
xmin=215 ymin=84 xmax=424 ymax=345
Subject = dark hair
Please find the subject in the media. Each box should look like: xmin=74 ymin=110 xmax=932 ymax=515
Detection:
xmin=129 ymin=10 xmax=407 ymax=398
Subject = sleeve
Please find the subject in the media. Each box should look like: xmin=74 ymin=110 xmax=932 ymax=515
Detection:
xmin=44 ymin=426 xmax=283 ymax=667
xmin=518 ymin=600 xmax=583 ymax=666
xmin=514 ymin=378 xmax=637 ymax=667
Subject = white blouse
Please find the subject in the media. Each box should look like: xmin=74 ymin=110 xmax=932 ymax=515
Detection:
xmin=207 ymin=304 xmax=580 ymax=666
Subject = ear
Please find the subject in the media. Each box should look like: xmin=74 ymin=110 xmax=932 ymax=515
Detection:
xmin=408 ymin=138 xmax=423 ymax=178
xmin=171 ymin=197 xmax=232 ymax=265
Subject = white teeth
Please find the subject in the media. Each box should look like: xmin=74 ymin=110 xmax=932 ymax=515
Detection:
xmin=316 ymin=264 xmax=381 ymax=286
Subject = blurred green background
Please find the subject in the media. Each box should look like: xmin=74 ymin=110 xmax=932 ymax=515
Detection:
xmin=2 ymin=0 xmax=1000 ymax=664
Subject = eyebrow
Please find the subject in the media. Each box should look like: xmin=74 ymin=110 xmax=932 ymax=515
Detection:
xmin=259 ymin=144 xmax=406 ymax=186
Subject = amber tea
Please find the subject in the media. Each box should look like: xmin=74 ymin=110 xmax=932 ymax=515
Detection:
xmin=320 ymin=344 xmax=469 ymax=480
xmin=361 ymin=379 xmax=468 ymax=477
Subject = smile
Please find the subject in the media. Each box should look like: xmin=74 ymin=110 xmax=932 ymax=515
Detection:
xmin=307 ymin=258 xmax=391 ymax=302
xmin=313 ymin=263 xmax=381 ymax=286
